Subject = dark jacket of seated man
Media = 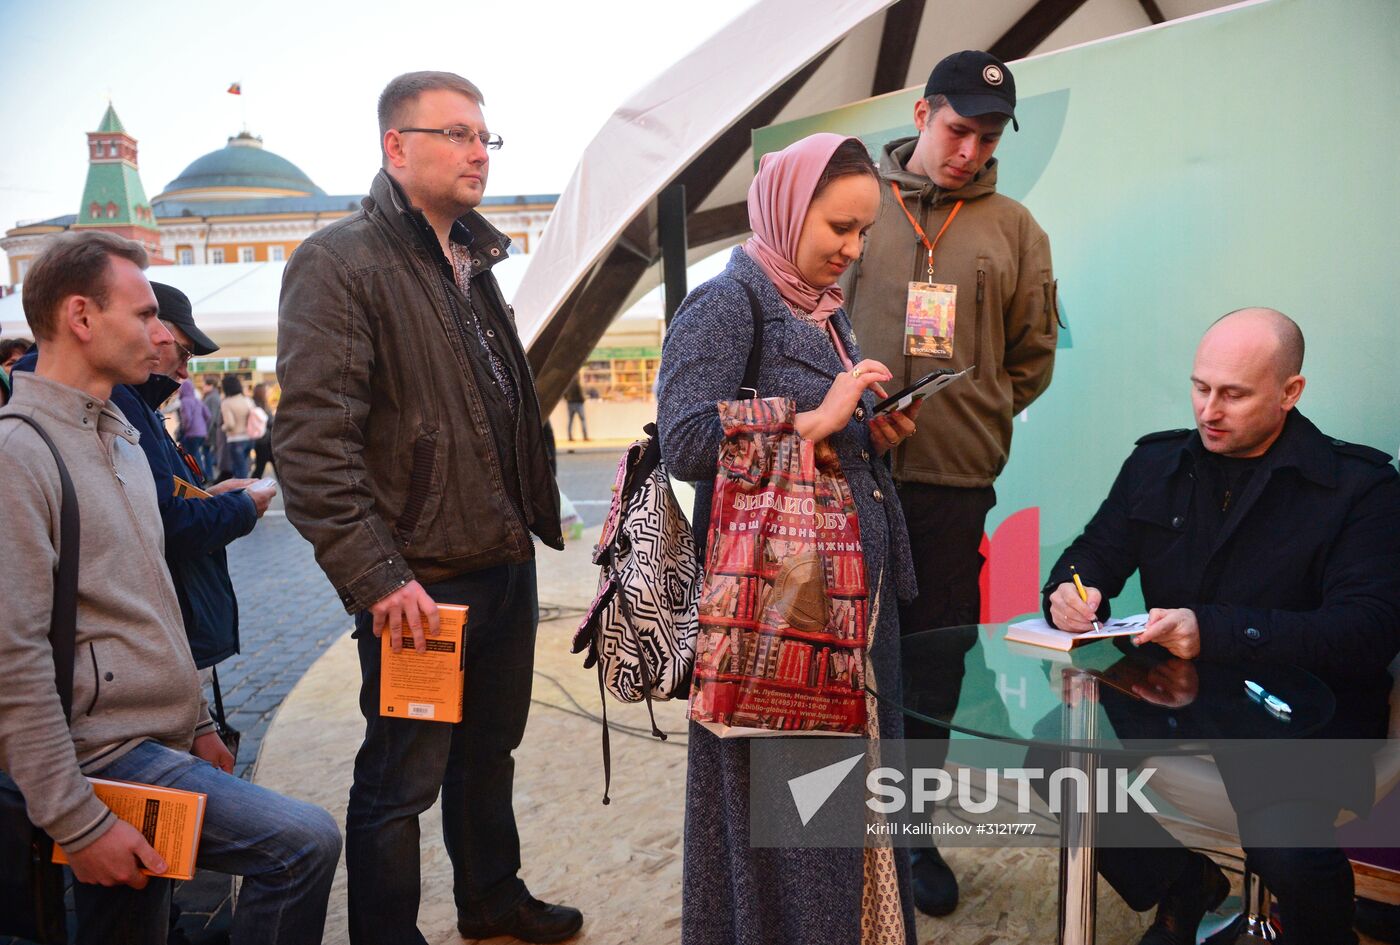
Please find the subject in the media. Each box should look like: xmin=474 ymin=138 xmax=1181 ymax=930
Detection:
xmin=1038 ymin=309 xmax=1399 ymax=944
xmin=1042 ymin=408 xmax=1400 ymax=740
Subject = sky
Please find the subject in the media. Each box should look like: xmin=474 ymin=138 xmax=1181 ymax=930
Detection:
xmin=0 ymin=0 xmax=759 ymax=275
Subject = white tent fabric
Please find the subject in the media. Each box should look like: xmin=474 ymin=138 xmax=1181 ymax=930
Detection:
xmin=0 ymin=263 xmax=289 ymax=350
xmin=513 ymin=0 xmax=1235 ymax=409
xmin=0 ymin=255 xmax=534 ymax=350
xmin=2 ymin=0 xmax=1234 ymax=374
xmin=513 ymin=0 xmax=890 ymax=348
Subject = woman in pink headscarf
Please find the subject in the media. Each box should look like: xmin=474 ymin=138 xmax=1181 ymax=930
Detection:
xmin=657 ymin=133 xmax=922 ymax=945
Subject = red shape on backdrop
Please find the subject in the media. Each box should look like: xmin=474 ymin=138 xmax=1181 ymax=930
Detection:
xmin=227 ymin=82 xmax=242 ymax=95
xmin=978 ymin=506 xmax=1042 ymax=623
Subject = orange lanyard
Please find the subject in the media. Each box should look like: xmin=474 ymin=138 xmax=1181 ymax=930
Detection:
xmin=890 ymin=182 xmax=963 ymax=280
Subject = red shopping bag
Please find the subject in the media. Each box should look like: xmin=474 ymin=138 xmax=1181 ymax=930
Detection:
xmin=688 ymin=396 xmax=868 ymax=737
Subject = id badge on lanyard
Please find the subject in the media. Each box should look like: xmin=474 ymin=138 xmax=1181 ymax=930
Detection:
xmin=905 ymin=282 xmax=956 ymax=358
xmin=892 ymin=183 xmax=964 ymax=359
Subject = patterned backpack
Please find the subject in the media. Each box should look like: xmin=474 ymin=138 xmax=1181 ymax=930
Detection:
xmin=572 ymin=425 xmax=701 ymax=800
xmin=576 ymin=430 xmax=697 ymax=648
xmin=572 ymin=278 xmax=764 ymax=801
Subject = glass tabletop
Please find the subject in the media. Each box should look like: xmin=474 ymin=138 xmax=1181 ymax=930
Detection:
xmin=885 ymin=623 xmax=1336 ymax=755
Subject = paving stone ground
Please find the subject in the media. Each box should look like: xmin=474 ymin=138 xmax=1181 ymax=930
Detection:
xmin=251 ymin=523 xmax=1172 ymax=945
xmin=116 ymin=453 xmax=1390 ymax=945
xmin=171 ymin=512 xmax=351 ymax=939
xmin=170 ymin=447 xmax=626 ymax=939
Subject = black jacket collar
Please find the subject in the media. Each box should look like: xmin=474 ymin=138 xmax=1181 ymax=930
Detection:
xmin=1169 ymin=410 xmax=1336 ymax=489
xmin=137 ymin=374 xmax=181 ymax=411
xmin=365 ymin=169 xmax=512 ymax=272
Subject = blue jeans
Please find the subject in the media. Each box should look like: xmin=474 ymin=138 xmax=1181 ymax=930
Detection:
xmin=566 ymin=402 xmax=588 ymax=440
xmin=222 ymin=440 xmax=252 ymax=480
xmin=73 ymin=740 xmax=341 ymax=945
xmin=346 ymin=561 xmax=539 ymax=945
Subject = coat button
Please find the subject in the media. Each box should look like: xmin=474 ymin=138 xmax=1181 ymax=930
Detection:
xmin=1171 ymin=515 xmax=1184 ymax=528
xmin=854 ymin=407 xmax=866 ymax=421
xmin=860 ymin=449 xmax=870 ymax=462
xmin=873 ymin=489 xmax=884 ymax=502
xmin=1245 ymin=627 xmax=1261 ymax=640
xmin=104 ymin=672 xmax=114 ymax=681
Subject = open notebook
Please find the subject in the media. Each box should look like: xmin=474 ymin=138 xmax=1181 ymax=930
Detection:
xmin=1005 ymin=614 xmax=1148 ymax=652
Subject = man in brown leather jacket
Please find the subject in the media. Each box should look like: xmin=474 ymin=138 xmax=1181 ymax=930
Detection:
xmin=844 ymin=50 xmax=1059 ymax=917
xmin=275 ymin=71 xmax=575 ymax=945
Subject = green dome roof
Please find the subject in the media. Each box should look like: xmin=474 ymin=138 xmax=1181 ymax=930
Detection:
xmin=157 ymin=132 xmax=324 ymax=199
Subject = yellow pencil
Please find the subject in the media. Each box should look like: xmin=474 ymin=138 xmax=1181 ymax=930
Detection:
xmin=1070 ymin=565 xmax=1102 ymax=632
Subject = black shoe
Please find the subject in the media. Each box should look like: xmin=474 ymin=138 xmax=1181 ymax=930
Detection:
xmin=457 ymin=896 xmax=583 ymax=943
xmin=911 ymin=846 xmax=959 ymax=917
xmin=1138 ymin=853 xmax=1230 ymax=945
xmin=1357 ymin=897 xmax=1400 ymax=944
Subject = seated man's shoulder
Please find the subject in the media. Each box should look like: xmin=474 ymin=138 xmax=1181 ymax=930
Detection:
xmin=1120 ymin=427 xmax=1194 ymax=473
xmin=1325 ymin=436 xmax=1394 ymax=470
xmin=1326 ymin=437 xmax=1400 ymax=501
xmin=1134 ymin=427 xmax=1194 ymax=449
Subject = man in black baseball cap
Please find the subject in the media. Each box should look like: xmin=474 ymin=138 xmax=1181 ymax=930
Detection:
xmin=152 ymin=281 xmax=219 ymax=357
xmin=843 ymin=49 xmax=1059 ymax=919
xmin=924 ymin=49 xmax=1019 ymax=131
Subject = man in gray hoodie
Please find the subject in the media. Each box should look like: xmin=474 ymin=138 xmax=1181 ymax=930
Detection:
xmin=844 ymin=50 xmax=1059 ymax=917
xmin=0 ymin=230 xmax=340 ymax=945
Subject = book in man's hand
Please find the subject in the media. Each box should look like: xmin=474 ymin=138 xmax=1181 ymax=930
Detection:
xmin=1005 ymin=614 xmax=1149 ymax=652
xmin=52 ymin=777 xmax=208 ymax=880
xmin=172 ymin=476 xmax=212 ymax=499
xmin=380 ymin=604 xmax=469 ymax=723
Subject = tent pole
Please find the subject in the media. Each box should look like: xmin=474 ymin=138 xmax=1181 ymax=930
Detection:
xmin=659 ymin=183 xmax=688 ymax=328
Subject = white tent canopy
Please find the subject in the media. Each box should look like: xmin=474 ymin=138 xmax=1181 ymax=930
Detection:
xmin=0 ymin=263 xmax=292 ymax=352
xmin=516 ymin=0 xmax=1232 ymax=409
xmin=0 ymin=255 xmax=534 ymax=352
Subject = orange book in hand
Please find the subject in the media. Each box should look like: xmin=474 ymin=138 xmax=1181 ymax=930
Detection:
xmin=172 ymin=476 xmax=212 ymax=499
xmin=53 ymin=777 xmax=208 ymax=880
xmin=379 ymin=604 xmax=469 ymax=723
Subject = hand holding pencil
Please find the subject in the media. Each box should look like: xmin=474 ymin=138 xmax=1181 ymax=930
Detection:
xmin=1048 ymin=565 xmax=1104 ymax=633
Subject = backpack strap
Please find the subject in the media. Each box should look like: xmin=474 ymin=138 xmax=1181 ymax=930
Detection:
xmin=593 ymin=641 xmax=613 ymax=806
xmin=734 ymin=280 xmax=765 ymax=399
xmin=592 ymin=552 xmax=670 ymax=806
xmin=1 ymin=414 xmax=80 ymax=723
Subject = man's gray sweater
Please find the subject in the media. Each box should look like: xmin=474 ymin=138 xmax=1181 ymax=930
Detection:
xmin=0 ymin=372 xmax=213 ymax=853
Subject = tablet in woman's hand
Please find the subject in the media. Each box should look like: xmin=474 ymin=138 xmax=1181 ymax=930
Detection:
xmin=872 ymin=366 xmax=973 ymax=416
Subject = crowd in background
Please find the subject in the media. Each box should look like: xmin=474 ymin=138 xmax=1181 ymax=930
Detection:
xmin=162 ymin=373 xmax=276 ymax=483
xmin=0 ymin=336 xmax=33 ymax=407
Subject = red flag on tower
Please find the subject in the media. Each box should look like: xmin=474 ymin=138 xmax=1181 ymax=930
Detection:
xmin=227 ymin=82 xmax=242 ymax=95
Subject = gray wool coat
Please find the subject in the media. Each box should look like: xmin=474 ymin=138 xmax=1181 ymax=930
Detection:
xmin=656 ymin=247 xmax=918 ymax=945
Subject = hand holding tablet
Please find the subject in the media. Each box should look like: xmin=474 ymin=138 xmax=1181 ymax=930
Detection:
xmin=871 ymin=365 xmax=974 ymax=417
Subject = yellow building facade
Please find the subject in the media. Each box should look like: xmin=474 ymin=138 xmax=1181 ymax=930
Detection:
xmin=2 ymin=109 xmax=556 ymax=285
